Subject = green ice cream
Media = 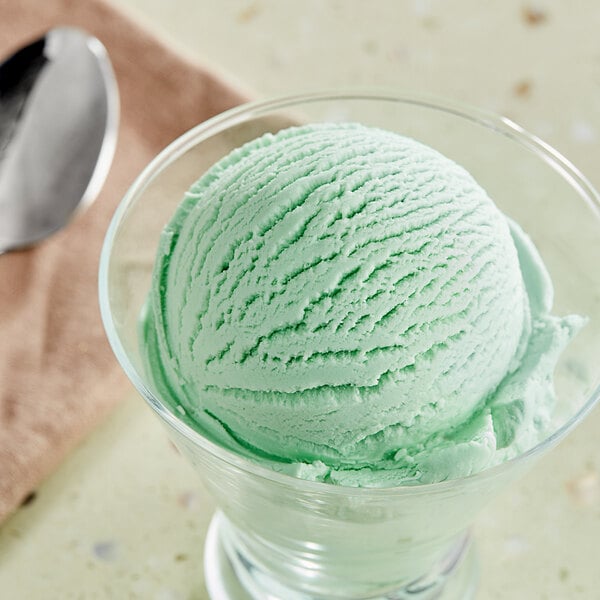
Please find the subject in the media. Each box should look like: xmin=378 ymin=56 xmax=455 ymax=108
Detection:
xmin=140 ymin=122 xmax=583 ymax=486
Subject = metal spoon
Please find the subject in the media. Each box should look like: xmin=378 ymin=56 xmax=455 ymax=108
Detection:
xmin=0 ymin=26 xmax=118 ymax=252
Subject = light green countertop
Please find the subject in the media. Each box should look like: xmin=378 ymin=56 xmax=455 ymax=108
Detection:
xmin=1 ymin=1 xmax=599 ymax=598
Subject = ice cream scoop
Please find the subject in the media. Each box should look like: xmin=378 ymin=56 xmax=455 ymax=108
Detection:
xmin=140 ymin=122 xmax=583 ymax=486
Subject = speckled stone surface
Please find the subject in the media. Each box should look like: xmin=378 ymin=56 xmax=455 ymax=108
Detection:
xmin=1 ymin=1 xmax=599 ymax=598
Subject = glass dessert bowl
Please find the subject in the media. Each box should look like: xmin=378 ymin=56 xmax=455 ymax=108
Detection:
xmin=99 ymin=91 xmax=600 ymax=600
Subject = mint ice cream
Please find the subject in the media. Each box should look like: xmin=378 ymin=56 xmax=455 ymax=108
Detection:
xmin=140 ymin=122 xmax=583 ymax=486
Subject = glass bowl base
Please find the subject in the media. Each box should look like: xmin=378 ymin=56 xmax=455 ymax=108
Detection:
xmin=204 ymin=512 xmax=479 ymax=600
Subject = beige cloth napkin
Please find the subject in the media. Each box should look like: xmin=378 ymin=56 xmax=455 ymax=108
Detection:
xmin=0 ymin=0 xmax=248 ymax=522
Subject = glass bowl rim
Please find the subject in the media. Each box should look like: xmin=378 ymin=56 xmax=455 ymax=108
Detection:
xmin=99 ymin=88 xmax=600 ymax=496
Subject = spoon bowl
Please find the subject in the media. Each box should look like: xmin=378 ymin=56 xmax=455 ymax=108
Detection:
xmin=0 ymin=26 xmax=118 ymax=252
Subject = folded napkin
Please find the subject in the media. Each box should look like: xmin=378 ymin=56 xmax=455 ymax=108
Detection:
xmin=0 ymin=0 xmax=248 ymax=522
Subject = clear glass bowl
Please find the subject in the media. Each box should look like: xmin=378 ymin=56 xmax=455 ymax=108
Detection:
xmin=99 ymin=91 xmax=600 ymax=600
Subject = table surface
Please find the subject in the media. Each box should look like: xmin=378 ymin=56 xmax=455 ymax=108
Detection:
xmin=1 ymin=1 xmax=599 ymax=599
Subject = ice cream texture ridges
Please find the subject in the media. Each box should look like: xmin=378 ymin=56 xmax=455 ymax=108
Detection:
xmin=140 ymin=122 xmax=583 ymax=486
